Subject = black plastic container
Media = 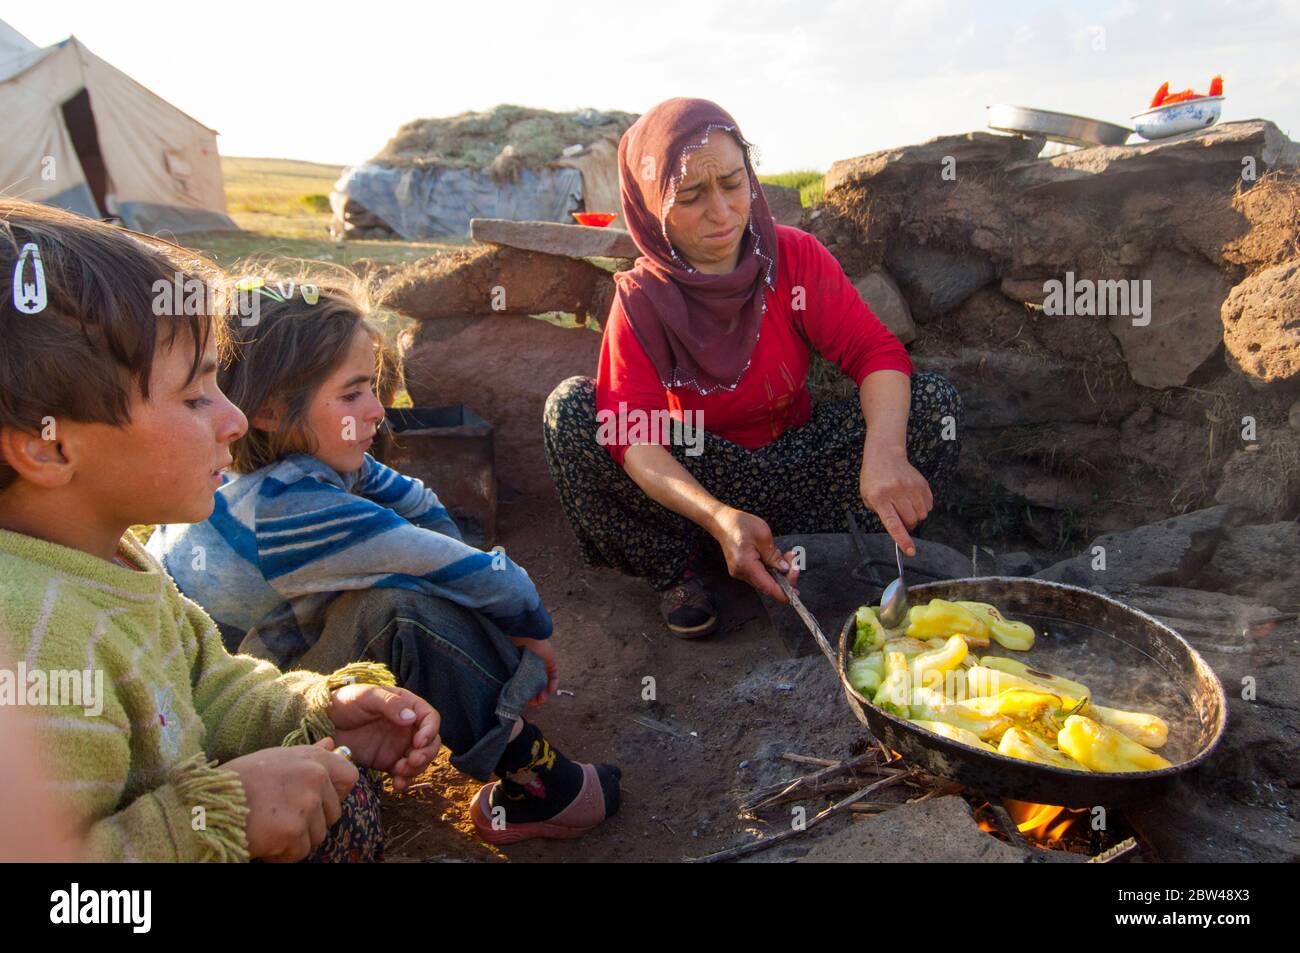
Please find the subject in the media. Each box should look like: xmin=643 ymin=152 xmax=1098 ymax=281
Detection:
xmin=376 ymin=406 xmax=496 ymax=548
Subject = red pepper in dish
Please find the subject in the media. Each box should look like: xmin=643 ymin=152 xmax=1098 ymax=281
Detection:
xmin=1148 ymin=75 xmax=1223 ymax=108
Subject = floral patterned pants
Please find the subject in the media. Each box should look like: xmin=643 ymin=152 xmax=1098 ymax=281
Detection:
xmin=542 ymin=373 xmax=962 ymax=591
xmin=305 ymin=772 xmax=385 ymax=863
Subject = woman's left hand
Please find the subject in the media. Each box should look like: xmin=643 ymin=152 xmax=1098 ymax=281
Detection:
xmin=327 ymin=684 xmax=442 ymax=790
xmin=859 ymin=443 xmax=933 ymax=557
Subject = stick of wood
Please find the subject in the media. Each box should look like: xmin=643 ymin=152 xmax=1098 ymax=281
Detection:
xmin=782 ymin=752 xmax=839 ymax=767
xmin=694 ymin=771 xmax=916 ymax=864
xmin=753 ymin=778 xmax=909 ymax=810
xmin=737 ymin=751 xmax=883 ymax=812
xmin=387 ymin=827 xmax=425 ymax=855
xmin=769 ymin=569 xmax=839 ymax=667
xmin=907 ymin=780 xmax=964 ymax=804
xmin=847 ymin=801 xmax=903 ymax=813
xmin=988 ymin=802 xmax=1033 ymax=851
xmin=1087 ymin=836 xmax=1138 ymax=863
xmin=743 ymin=748 xmax=894 ymax=811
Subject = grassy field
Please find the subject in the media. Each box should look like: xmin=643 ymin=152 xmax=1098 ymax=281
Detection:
xmin=182 ymin=156 xmax=463 ymax=268
xmin=222 ymin=155 xmax=341 ymax=223
xmin=757 ymin=170 xmax=825 ymax=207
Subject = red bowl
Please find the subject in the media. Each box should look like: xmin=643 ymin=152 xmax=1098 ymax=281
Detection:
xmin=572 ymin=212 xmax=617 ymax=227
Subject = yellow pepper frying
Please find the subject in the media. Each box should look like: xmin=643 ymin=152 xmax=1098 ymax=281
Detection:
xmin=997 ymin=727 xmax=1090 ymax=771
xmin=882 ymin=637 xmax=932 ymax=660
xmin=872 ymin=651 xmax=912 ymax=717
xmin=847 ymin=656 xmax=882 ymax=696
xmin=853 ymin=605 xmax=887 ymax=654
xmin=961 ymin=688 xmax=1063 ymax=743
xmin=909 ymin=687 xmax=1011 ymax=741
xmin=912 ymin=719 xmax=997 ymax=752
xmin=1086 ymin=703 xmax=1169 ymax=750
xmin=956 ymin=602 xmax=1036 ymax=651
xmin=936 ymin=666 xmax=969 ymax=703
xmin=967 ymin=665 xmax=1086 ymax=710
xmin=909 ymin=634 xmax=968 ymax=687
xmin=853 ymin=651 xmax=885 ymax=678
xmin=1057 ymin=715 xmax=1173 ymax=773
xmin=979 ymin=656 xmax=1088 ymax=702
xmin=906 ymin=599 xmax=991 ymax=644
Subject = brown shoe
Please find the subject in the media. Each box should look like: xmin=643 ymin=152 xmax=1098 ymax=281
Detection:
xmin=659 ymin=571 xmax=718 ymax=638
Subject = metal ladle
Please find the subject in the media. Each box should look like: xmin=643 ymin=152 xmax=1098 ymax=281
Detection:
xmin=876 ymin=543 xmax=911 ymax=629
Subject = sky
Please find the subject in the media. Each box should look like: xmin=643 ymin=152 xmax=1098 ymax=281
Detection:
xmin=6 ymin=0 xmax=1298 ymax=173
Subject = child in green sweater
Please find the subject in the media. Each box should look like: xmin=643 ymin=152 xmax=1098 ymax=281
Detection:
xmin=0 ymin=199 xmax=440 ymax=862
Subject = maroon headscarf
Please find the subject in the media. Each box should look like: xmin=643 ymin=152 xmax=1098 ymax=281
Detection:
xmin=613 ymin=98 xmax=778 ymax=394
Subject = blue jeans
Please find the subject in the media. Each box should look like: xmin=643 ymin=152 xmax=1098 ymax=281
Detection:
xmin=295 ymin=588 xmax=548 ymax=781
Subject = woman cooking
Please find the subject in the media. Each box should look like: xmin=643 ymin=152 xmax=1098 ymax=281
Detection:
xmin=543 ymin=98 xmax=961 ymax=638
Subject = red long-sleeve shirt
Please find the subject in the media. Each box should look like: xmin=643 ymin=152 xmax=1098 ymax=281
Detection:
xmin=597 ymin=224 xmax=913 ymax=465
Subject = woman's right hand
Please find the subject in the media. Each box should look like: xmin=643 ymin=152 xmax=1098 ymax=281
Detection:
xmin=621 ymin=446 xmax=801 ymax=601
xmin=709 ymin=506 xmax=801 ymax=602
xmin=225 ymin=739 xmax=358 ymax=862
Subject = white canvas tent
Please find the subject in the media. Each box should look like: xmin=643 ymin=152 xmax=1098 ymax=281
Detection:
xmin=0 ymin=20 xmax=235 ymax=234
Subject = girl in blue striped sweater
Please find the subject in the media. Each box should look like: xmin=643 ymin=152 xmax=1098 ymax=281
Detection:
xmin=150 ymin=271 xmax=620 ymax=844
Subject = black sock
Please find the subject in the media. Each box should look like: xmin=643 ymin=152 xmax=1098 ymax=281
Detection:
xmin=491 ymin=722 xmax=620 ymax=823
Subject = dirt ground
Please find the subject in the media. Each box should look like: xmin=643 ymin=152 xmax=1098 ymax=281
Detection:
xmin=378 ymin=483 xmax=873 ymax=863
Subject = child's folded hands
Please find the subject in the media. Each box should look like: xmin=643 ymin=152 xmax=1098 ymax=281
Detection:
xmin=327 ymin=684 xmax=442 ymax=790
xmin=225 ymin=740 xmax=359 ymax=862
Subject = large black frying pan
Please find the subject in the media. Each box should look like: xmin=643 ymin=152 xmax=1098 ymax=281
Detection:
xmin=828 ymin=577 xmax=1227 ymax=806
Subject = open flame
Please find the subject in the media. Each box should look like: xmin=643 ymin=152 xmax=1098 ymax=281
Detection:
xmin=1002 ymin=798 xmax=1080 ymax=843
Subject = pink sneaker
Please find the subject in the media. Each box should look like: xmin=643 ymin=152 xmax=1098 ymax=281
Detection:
xmin=469 ymin=763 xmax=620 ymax=845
